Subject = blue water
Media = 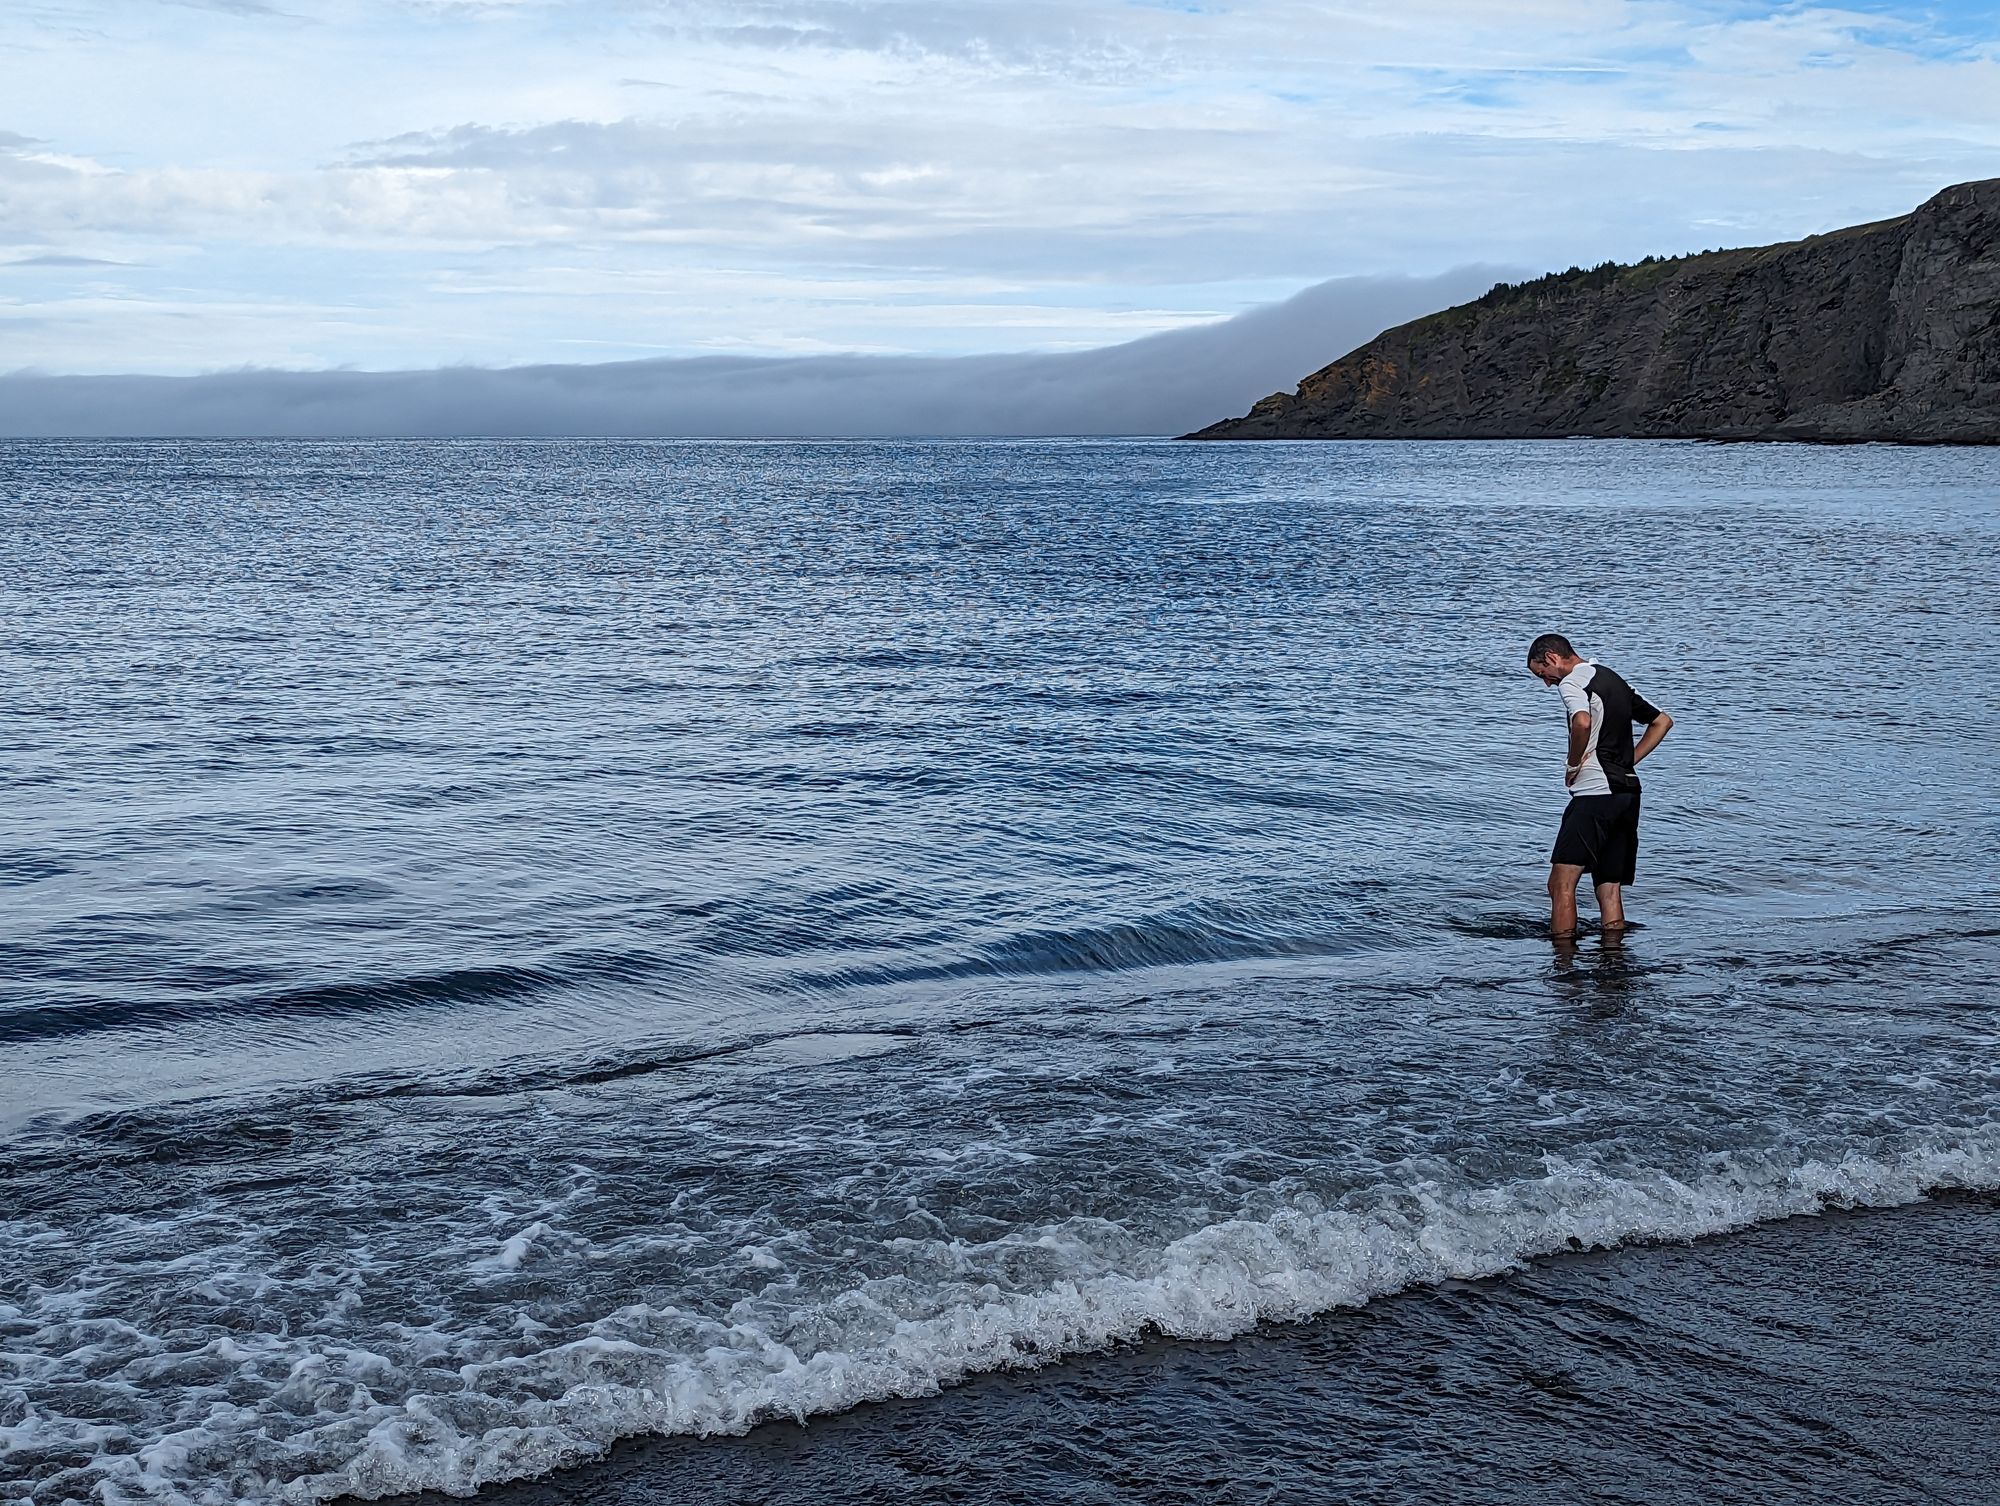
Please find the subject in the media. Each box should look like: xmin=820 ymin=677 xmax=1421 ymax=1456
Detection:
xmin=2 ymin=438 xmax=1997 ymax=1503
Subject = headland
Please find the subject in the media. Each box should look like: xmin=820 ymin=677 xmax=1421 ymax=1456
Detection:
xmin=1189 ymin=179 xmax=2000 ymax=444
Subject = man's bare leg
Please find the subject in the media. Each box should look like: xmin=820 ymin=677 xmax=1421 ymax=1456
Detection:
xmin=1548 ymin=863 xmax=1586 ymax=935
xmin=1596 ymin=882 xmax=1626 ymax=930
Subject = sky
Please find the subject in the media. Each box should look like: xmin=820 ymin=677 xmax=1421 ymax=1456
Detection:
xmin=2 ymin=0 xmax=1998 ymax=378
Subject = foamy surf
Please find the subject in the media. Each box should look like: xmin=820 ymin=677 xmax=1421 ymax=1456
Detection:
xmin=9 ymin=1129 xmax=1995 ymax=1505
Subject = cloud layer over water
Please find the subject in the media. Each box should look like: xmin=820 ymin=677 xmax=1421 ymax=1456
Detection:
xmin=0 ymin=268 xmax=1511 ymax=437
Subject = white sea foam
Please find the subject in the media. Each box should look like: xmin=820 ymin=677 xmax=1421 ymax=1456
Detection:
xmin=6 ymin=1128 xmax=1994 ymax=1505
xmin=474 ymin=1222 xmax=549 ymax=1274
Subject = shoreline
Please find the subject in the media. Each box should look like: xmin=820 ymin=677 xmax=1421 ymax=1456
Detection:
xmin=386 ymin=1191 xmax=1999 ymax=1506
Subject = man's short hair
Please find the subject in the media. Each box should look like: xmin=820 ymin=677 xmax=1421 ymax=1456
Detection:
xmin=1526 ymin=633 xmax=1575 ymax=664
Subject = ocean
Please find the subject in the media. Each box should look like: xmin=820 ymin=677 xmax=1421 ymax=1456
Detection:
xmin=2 ymin=437 xmax=1996 ymax=1505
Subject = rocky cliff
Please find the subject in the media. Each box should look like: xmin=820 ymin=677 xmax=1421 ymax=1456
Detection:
xmin=1188 ymin=179 xmax=2000 ymax=443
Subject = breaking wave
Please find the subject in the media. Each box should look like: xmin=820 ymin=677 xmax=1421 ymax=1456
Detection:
xmin=6 ymin=1130 xmax=1995 ymax=1504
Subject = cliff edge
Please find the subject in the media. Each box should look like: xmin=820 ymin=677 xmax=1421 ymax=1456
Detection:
xmin=1188 ymin=179 xmax=2000 ymax=443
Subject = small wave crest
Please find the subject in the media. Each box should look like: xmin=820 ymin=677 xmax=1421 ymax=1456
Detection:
xmin=789 ymin=899 xmax=1372 ymax=992
xmin=8 ymin=1130 xmax=1995 ymax=1503
xmin=0 ymin=951 xmax=665 ymax=1048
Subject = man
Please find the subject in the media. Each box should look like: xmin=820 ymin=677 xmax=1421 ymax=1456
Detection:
xmin=1526 ymin=634 xmax=1673 ymax=936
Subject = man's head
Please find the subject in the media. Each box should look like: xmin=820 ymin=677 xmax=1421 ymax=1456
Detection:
xmin=1526 ymin=633 xmax=1581 ymax=686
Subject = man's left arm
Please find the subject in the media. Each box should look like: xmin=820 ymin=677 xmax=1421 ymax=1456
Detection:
xmin=1563 ymin=710 xmax=1592 ymax=786
xmin=1557 ymin=675 xmax=1595 ymax=786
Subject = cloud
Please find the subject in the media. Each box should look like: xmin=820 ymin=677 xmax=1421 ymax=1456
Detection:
xmin=166 ymin=0 xmax=297 ymax=16
xmin=0 ymin=266 xmax=1511 ymax=436
xmin=6 ymin=252 xmax=125 ymax=266
xmin=3 ymin=0 xmax=1999 ymax=374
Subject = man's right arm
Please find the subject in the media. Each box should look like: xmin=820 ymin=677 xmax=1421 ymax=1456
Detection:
xmin=1633 ymin=710 xmax=1673 ymax=766
xmin=1630 ymin=688 xmax=1671 ymax=766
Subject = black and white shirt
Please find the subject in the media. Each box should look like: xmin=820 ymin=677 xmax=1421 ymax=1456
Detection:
xmin=1556 ymin=661 xmax=1665 ymax=798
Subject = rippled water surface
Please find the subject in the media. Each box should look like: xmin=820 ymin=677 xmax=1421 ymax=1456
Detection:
xmin=3 ymin=438 xmax=1997 ymax=1504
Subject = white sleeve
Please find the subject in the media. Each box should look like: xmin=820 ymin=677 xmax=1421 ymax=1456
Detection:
xmin=1557 ymin=677 xmax=1592 ymax=720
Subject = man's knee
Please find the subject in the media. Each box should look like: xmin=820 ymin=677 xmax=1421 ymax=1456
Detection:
xmin=1548 ymin=864 xmax=1583 ymax=897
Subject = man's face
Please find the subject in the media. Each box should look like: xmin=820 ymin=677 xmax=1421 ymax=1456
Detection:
xmin=1527 ymin=653 xmax=1567 ymax=686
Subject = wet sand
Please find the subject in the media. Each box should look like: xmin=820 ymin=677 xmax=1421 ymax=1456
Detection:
xmin=403 ymin=1192 xmax=1999 ymax=1506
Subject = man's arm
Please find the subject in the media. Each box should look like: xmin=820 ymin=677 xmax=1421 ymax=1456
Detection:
xmin=1632 ymin=711 xmax=1673 ymax=766
xmin=1565 ymin=710 xmax=1592 ymax=787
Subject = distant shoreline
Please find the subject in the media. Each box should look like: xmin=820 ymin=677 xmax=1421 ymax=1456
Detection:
xmin=1183 ymin=432 xmax=2000 ymax=446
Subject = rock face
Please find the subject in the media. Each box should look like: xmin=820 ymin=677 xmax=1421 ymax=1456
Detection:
xmin=1188 ymin=180 xmax=2000 ymax=443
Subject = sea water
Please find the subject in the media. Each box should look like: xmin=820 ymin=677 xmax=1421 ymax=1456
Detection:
xmin=1 ymin=438 xmax=1996 ymax=1503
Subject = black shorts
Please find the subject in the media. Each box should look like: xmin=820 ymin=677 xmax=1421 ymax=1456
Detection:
xmin=1552 ymin=793 xmax=1640 ymax=885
